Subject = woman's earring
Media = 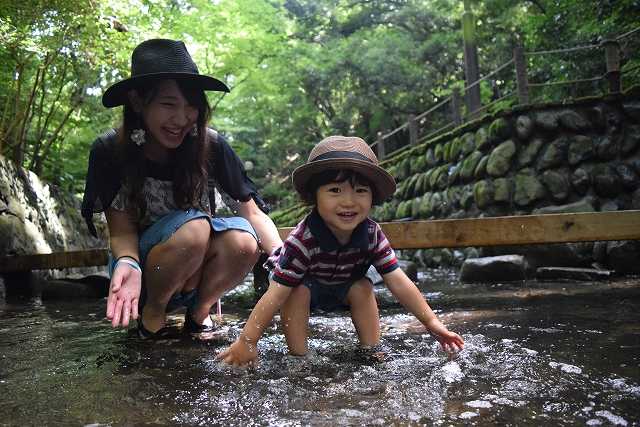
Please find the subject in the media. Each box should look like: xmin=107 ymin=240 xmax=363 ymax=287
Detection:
xmin=189 ymin=125 xmax=198 ymax=137
xmin=131 ymin=128 xmax=146 ymax=146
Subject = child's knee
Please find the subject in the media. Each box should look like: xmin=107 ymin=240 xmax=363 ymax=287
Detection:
xmin=348 ymin=278 xmax=375 ymax=300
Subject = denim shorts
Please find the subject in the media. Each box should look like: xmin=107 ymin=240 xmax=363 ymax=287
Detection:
xmin=109 ymin=208 xmax=258 ymax=312
xmin=301 ymin=276 xmax=374 ymax=312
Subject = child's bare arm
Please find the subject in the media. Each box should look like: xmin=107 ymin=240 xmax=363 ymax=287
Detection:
xmin=217 ymin=280 xmax=294 ymax=366
xmin=383 ymin=268 xmax=464 ymax=352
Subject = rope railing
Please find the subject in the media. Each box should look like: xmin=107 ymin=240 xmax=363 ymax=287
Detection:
xmin=371 ymin=26 xmax=640 ymax=161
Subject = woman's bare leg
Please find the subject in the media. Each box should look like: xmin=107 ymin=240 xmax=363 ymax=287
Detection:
xmin=189 ymin=230 xmax=260 ymax=325
xmin=280 ymin=285 xmax=311 ymax=355
xmin=141 ymin=218 xmax=211 ymax=332
xmin=346 ymin=278 xmax=380 ymax=347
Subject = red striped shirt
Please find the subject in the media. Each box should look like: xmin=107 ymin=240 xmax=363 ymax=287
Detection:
xmin=268 ymin=210 xmax=398 ymax=287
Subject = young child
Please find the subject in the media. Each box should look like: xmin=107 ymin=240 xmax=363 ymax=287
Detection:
xmin=217 ymin=136 xmax=464 ymax=366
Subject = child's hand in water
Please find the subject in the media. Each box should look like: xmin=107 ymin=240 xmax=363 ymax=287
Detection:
xmin=216 ymin=335 xmax=258 ymax=367
xmin=424 ymin=318 xmax=465 ymax=354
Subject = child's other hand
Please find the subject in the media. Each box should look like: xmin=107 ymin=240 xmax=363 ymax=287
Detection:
xmin=424 ymin=318 xmax=465 ymax=354
xmin=216 ymin=336 xmax=258 ymax=367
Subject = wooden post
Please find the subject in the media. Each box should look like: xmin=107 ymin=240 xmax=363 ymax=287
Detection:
xmin=408 ymin=114 xmax=418 ymax=146
xmin=462 ymin=0 xmax=481 ymax=115
xmin=514 ymin=45 xmax=529 ymax=104
xmin=376 ymin=131 xmax=385 ymax=160
xmin=450 ymin=89 xmax=462 ymax=126
xmin=602 ymin=38 xmax=621 ymax=93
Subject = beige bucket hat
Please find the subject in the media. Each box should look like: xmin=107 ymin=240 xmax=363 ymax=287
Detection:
xmin=292 ymin=135 xmax=396 ymax=204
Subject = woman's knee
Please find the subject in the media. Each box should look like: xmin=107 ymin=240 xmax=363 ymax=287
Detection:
xmin=216 ymin=231 xmax=260 ymax=263
xmin=162 ymin=218 xmax=211 ymax=255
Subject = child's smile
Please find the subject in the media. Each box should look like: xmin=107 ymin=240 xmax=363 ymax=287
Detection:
xmin=316 ymin=180 xmax=373 ymax=245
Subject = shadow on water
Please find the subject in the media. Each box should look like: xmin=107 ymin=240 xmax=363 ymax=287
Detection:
xmin=0 ymin=272 xmax=639 ymax=426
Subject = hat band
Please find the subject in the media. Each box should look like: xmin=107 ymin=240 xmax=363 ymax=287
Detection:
xmin=312 ymin=151 xmax=374 ymax=163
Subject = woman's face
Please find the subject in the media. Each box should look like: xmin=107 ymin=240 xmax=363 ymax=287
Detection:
xmin=136 ymin=79 xmax=199 ymax=150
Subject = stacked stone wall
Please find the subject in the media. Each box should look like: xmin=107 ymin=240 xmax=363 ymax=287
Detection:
xmin=272 ymin=87 xmax=640 ymax=273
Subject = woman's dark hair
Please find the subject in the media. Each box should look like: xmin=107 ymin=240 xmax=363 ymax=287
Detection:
xmin=117 ymin=78 xmax=211 ymax=220
xmin=300 ymin=169 xmax=375 ymax=205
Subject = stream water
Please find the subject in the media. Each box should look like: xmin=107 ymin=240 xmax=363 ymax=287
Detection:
xmin=0 ymin=271 xmax=639 ymax=426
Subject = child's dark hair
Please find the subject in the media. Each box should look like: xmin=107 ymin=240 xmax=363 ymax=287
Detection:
xmin=300 ymin=169 xmax=375 ymax=205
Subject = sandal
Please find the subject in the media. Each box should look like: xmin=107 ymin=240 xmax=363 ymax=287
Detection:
xmin=183 ymin=308 xmax=217 ymax=334
xmin=137 ymin=319 xmax=172 ymax=340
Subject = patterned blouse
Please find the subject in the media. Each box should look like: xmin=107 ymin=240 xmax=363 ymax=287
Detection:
xmin=81 ymin=128 xmax=267 ymax=236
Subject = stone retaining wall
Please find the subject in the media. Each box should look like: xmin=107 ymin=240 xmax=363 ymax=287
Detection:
xmin=272 ymin=87 xmax=640 ymax=274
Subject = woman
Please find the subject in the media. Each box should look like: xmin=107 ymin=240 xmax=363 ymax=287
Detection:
xmin=81 ymin=39 xmax=282 ymax=338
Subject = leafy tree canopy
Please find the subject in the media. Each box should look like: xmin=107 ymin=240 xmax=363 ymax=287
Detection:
xmin=0 ymin=0 xmax=638 ymax=209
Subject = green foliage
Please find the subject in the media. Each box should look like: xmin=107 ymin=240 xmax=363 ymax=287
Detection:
xmin=0 ymin=0 xmax=638 ymax=214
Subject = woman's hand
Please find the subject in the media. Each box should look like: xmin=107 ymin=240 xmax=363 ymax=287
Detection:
xmin=106 ymin=261 xmax=142 ymax=327
xmin=216 ymin=336 xmax=258 ymax=367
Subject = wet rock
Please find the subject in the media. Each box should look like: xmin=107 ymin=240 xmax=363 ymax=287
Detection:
xmin=517 ymin=137 xmax=545 ymax=167
xmin=632 ymin=188 xmax=640 ymax=209
xmin=488 ymin=118 xmax=511 ymax=143
xmin=487 ymin=140 xmax=516 ymax=177
xmin=434 ymin=144 xmax=444 ymax=163
xmin=559 ymin=110 xmax=590 ymax=132
xmin=536 ymin=267 xmax=612 ymax=281
xmin=473 ymin=180 xmax=494 ymax=209
xmin=568 ymin=135 xmax=594 ymax=165
xmin=41 ymin=276 xmax=109 ymax=300
xmin=418 ymin=194 xmax=432 ymax=218
xmin=616 ymin=163 xmax=638 ymax=190
xmin=595 ymin=134 xmax=619 ymax=160
xmin=474 ymin=155 xmax=489 ymax=179
xmin=474 ymin=128 xmax=488 ymax=151
xmin=621 ymin=126 xmax=640 ymax=155
xmin=592 ymin=164 xmax=620 ymax=197
xmin=493 ymin=178 xmax=511 ymax=203
xmin=536 ymin=111 xmax=559 ymax=132
xmin=600 ymin=200 xmax=619 ymax=211
xmin=430 ymin=192 xmax=444 ymax=216
xmin=532 ymin=197 xmax=595 ymax=214
xmin=588 ymin=105 xmax=607 ymax=131
xmin=606 ymin=241 xmax=640 ymax=274
xmin=367 ymin=260 xmax=418 ymax=285
xmin=459 ymin=255 xmax=527 ymax=283
xmin=592 ymin=241 xmax=607 ymax=264
xmin=398 ymin=259 xmax=418 ymax=282
xmin=538 ymin=136 xmax=568 ymax=170
xmin=460 ymin=132 xmax=476 ymax=156
xmin=447 ymin=163 xmax=462 ymax=187
xmin=622 ymin=101 xmax=640 ymax=122
xmin=425 ymin=148 xmax=437 ymax=167
xmin=515 ymin=115 xmax=534 ymax=141
xmin=482 ymin=242 xmax=593 ymax=270
xmin=541 ymin=170 xmax=570 ymax=202
xmin=514 ymin=170 xmax=546 ymax=207
xmin=449 ymin=137 xmax=463 ymax=161
xmin=460 ymin=151 xmax=483 ymax=182
xmin=460 ymin=186 xmax=475 ymax=210
xmin=570 ymin=168 xmax=591 ymax=195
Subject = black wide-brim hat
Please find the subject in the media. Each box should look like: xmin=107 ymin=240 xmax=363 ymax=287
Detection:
xmin=292 ymin=136 xmax=396 ymax=205
xmin=102 ymin=38 xmax=229 ymax=108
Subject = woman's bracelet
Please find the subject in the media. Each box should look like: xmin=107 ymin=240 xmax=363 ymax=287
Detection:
xmin=115 ymin=255 xmax=142 ymax=272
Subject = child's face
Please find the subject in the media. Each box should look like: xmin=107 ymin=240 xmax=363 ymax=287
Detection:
xmin=315 ymin=180 xmax=373 ymax=244
xmin=135 ymin=79 xmax=199 ymax=150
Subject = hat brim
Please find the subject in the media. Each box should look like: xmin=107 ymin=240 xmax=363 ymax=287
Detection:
xmin=102 ymin=72 xmax=230 ymax=108
xmin=292 ymin=158 xmax=396 ymax=204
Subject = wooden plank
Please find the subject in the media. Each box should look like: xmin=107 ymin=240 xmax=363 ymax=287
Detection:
xmin=281 ymin=210 xmax=640 ymax=248
xmin=0 ymin=249 xmax=108 ymax=273
xmin=378 ymin=210 xmax=640 ymax=249
xmin=2 ymin=211 xmax=640 ymax=273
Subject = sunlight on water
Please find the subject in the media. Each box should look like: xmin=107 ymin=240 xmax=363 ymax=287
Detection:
xmin=0 ymin=276 xmax=639 ymax=425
